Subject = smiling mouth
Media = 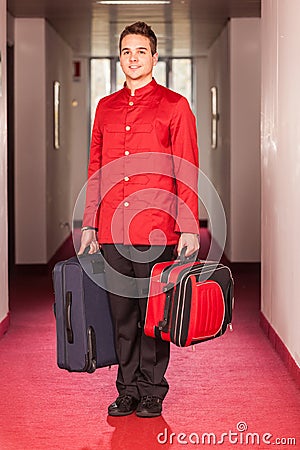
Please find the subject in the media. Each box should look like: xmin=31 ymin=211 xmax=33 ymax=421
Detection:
xmin=129 ymin=65 xmax=141 ymax=69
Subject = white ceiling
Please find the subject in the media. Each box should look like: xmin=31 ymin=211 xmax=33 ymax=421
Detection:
xmin=7 ymin=0 xmax=261 ymax=57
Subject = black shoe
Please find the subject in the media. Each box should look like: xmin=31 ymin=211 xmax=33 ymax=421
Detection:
xmin=108 ymin=395 xmax=139 ymax=417
xmin=136 ymin=396 xmax=163 ymax=418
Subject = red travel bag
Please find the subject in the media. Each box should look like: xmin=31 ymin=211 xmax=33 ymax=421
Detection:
xmin=144 ymin=253 xmax=234 ymax=347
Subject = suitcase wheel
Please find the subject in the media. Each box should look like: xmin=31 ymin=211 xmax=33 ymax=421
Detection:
xmin=87 ymin=359 xmax=97 ymax=373
xmin=86 ymin=327 xmax=97 ymax=373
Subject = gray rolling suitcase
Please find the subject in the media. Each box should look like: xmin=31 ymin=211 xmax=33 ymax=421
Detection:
xmin=53 ymin=251 xmax=118 ymax=373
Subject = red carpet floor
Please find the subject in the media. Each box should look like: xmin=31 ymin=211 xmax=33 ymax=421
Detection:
xmin=1 ymin=232 xmax=300 ymax=450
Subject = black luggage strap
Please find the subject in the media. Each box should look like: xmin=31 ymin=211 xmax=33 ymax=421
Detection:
xmin=158 ymin=283 xmax=174 ymax=331
xmin=90 ymin=258 xmax=104 ymax=274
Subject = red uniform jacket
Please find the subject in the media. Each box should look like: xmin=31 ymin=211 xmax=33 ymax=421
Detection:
xmin=83 ymin=79 xmax=199 ymax=245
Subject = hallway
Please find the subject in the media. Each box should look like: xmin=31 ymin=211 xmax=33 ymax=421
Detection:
xmin=1 ymin=1 xmax=300 ymax=448
xmin=0 ymin=246 xmax=299 ymax=449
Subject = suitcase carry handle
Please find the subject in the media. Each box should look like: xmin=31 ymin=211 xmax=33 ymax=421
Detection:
xmin=158 ymin=283 xmax=174 ymax=331
xmin=65 ymin=291 xmax=74 ymax=344
xmin=179 ymin=246 xmax=198 ymax=264
xmin=78 ymin=248 xmax=105 ymax=274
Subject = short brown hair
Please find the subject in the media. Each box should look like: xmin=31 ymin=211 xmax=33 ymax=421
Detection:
xmin=119 ymin=21 xmax=157 ymax=56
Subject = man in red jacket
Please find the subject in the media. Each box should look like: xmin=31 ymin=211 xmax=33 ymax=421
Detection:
xmin=79 ymin=22 xmax=199 ymax=418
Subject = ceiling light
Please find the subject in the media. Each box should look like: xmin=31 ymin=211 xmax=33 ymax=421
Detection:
xmin=97 ymin=1 xmax=171 ymax=5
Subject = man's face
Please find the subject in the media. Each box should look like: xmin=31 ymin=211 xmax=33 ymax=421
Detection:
xmin=119 ymin=34 xmax=158 ymax=84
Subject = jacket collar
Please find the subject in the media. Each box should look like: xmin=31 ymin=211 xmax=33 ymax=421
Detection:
xmin=123 ymin=78 xmax=158 ymax=98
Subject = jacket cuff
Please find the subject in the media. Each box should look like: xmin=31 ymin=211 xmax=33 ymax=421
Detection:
xmin=174 ymin=218 xmax=200 ymax=235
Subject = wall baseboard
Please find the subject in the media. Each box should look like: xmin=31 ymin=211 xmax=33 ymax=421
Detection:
xmin=260 ymin=312 xmax=300 ymax=388
xmin=0 ymin=313 xmax=10 ymax=339
xmin=12 ymin=264 xmax=50 ymax=276
xmin=13 ymin=234 xmax=75 ymax=276
xmin=47 ymin=233 xmax=75 ymax=271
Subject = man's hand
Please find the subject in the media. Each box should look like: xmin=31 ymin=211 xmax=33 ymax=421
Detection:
xmin=78 ymin=229 xmax=100 ymax=255
xmin=177 ymin=233 xmax=200 ymax=258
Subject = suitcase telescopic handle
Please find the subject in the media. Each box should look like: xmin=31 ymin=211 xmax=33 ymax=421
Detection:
xmin=158 ymin=283 xmax=174 ymax=331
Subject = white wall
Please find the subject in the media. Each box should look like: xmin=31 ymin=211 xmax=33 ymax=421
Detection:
xmin=45 ymin=22 xmax=73 ymax=259
xmin=261 ymin=0 xmax=300 ymax=367
xmin=0 ymin=0 xmax=9 ymax=324
xmin=207 ymin=25 xmax=231 ymax=256
xmin=230 ymin=19 xmax=261 ymax=261
xmin=15 ymin=19 xmax=47 ymax=264
xmin=194 ymin=56 xmax=210 ymax=222
xmin=14 ymin=18 xmax=74 ymax=264
xmin=70 ymin=58 xmax=90 ymax=225
xmin=207 ymin=19 xmax=261 ymax=262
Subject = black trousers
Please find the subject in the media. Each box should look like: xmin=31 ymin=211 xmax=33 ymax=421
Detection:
xmin=101 ymin=244 xmax=175 ymax=400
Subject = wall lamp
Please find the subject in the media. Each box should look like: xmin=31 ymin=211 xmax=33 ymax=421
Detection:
xmin=97 ymin=1 xmax=171 ymax=4
xmin=210 ymin=86 xmax=219 ymax=149
xmin=53 ymin=81 xmax=61 ymax=150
